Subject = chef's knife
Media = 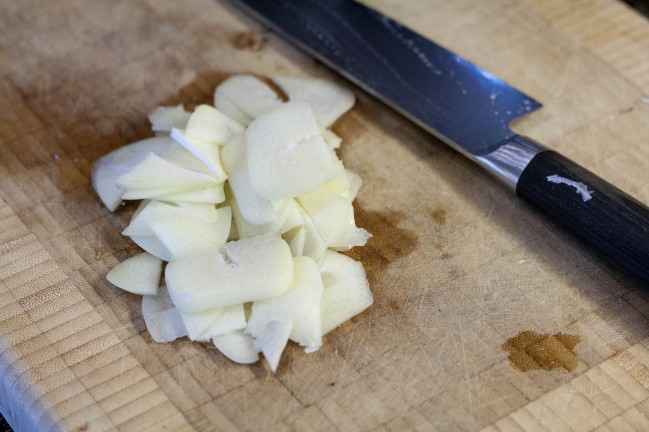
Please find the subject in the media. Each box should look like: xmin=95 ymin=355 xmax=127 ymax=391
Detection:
xmin=236 ymin=0 xmax=649 ymax=282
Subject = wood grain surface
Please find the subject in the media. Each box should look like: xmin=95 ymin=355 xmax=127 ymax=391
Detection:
xmin=1 ymin=0 xmax=649 ymax=431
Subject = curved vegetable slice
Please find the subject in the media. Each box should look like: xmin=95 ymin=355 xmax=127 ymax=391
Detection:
xmin=298 ymin=188 xmax=370 ymax=250
xmin=106 ymin=252 xmax=162 ymax=295
xmin=246 ymin=102 xmax=343 ymax=200
xmin=117 ymin=152 xmax=217 ymax=192
xmin=165 ymin=235 xmax=293 ymax=312
xmin=213 ymin=331 xmax=259 ymax=364
xmin=321 ymin=127 xmax=342 ymax=149
xmin=184 ymin=104 xmax=244 ymax=143
xmin=160 ymin=142 xmax=212 ymax=174
xmin=319 ymin=251 xmax=373 ymax=335
xmin=154 ymin=185 xmax=225 ymax=204
xmin=214 ymin=74 xmax=283 ymax=125
xmin=142 ymin=287 xmax=188 ymax=343
xmin=129 ymin=235 xmax=172 ymax=262
xmin=148 ymin=105 xmax=191 ymax=132
xmin=247 ymin=256 xmax=324 ymax=371
xmin=92 ymin=137 xmax=172 ymax=211
xmin=151 ymin=207 xmax=231 ymax=258
xmin=180 ymin=304 xmax=246 ymax=341
xmin=271 ymin=75 xmax=355 ymax=127
xmin=124 ymin=201 xmax=218 ymax=237
xmin=170 ymin=128 xmax=228 ymax=181
xmin=222 ymin=135 xmax=276 ymax=225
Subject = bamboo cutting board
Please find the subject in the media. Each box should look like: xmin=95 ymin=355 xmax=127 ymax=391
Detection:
xmin=2 ymin=0 xmax=649 ymax=430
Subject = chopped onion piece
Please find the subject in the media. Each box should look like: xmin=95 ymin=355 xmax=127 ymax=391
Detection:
xmin=321 ymin=127 xmax=342 ymax=150
xmin=117 ymin=152 xmax=217 ymax=192
xmin=213 ymin=331 xmax=259 ymax=364
xmin=283 ymin=227 xmax=306 ymax=257
xmin=271 ymin=75 xmax=355 ymax=127
xmin=160 ymin=142 xmax=212 ymax=174
xmin=123 ymin=201 xmax=220 ymax=237
xmin=129 ymin=235 xmax=172 ymax=262
xmin=148 ymin=105 xmax=191 ymax=132
xmin=180 ymin=304 xmax=246 ymax=341
xmin=165 ymin=235 xmax=293 ymax=312
xmin=222 ymin=135 xmax=276 ymax=225
xmin=151 ymin=207 xmax=231 ymax=258
xmin=214 ymin=74 xmax=283 ymax=125
xmin=170 ymin=128 xmax=228 ymax=181
xmin=155 ymin=185 xmax=225 ymax=204
xmin=247 ymin=256 xmax=324 ymax=370
xmin=142 ymin=287 xmax=188 ymax=343
xmin=298 ymin=188 xmax=370 ymax=250
xmin=320 ymin=251 xmax=373 ymax=335
xmin=246 ymin=102 xmax=343 ymax=200
xmin=106 ymin=252 xmax=162 ymax=295
xmin=254 ymin=320 xmax=291 ymax=372
xmin=92 ymin=137 xmax=172 ymax=211
xmin=184 ymin=104 xmax=244 ymax=143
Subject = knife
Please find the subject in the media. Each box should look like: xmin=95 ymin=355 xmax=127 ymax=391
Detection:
xmin=235 ymin=0 xmax=649 ymax=282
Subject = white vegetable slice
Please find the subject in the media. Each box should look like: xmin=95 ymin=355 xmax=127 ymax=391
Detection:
xmin=150 ymin=207 xmax=232 ymax=258
xmin=321 ymin=127 xmax=342 ymax=150
xmin=246 ymin=102 xmax=344 ymax=199
xmin=247 ymin=256 xmax=324 ymax=370
xmin=222 ymin=135 xmax=276 ymax=225
xmin=298 ymin=188 xmax=370 ymax=250
xmin=170 ymin=128 xmax=228 ymax=181
xmin=271 ymin=75 xmax=355 ymax=127
xmin=120 ymin=185 xmax=199 ymax=201
xmin=117 ymin=152 xmax=217 ymax=192
xmin=180 ymin=304 xmax=246 ymax=341
xmin=130 ymin=235 xmax=172 ymax=262
xmin=283 ymin=227 xmax=306 ymax=257
xmin=165 ymin=235 xmax=293 ymax=312
xmin=346 ymin=170 xmax=362 ymax=201
xmin=106 ymin=252 xmax=162 ymax=295
xmin=296 ymin=205 xmax=327 ymax=261
xmin=155 ymin=185 xmax=225 ymax=204
xmin=214 ymin=74 xmax=283 ymax=125
xmin=123 ymin=201 xmax=219 ymax=237
xmin=231 ymin=197 xmax=303 ymax=239
xmin=213 ymin=330 xmax=259 ymax=364
xmin=319 ymin=250 xmax=373 ymax=335
xmin=160 ymin=142 xmax=211 ymax=174
xmin=254 ymin=320 xmax=291 ymax=372
xmin=142 ymin=287 xmax=188 ymax=343
xmin=148 ymin=105 xmax=191 ymax=132
xmin=92 ymin=137 xmax=172 ymax=211
xmin=213 ymin=94 xmax=250 ymax=125
xmin=184 ymin=104 xmax=244 ymax=143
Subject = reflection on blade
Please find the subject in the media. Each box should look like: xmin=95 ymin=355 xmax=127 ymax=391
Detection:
xmin=236 ymin=0 xmax=542 ymax=155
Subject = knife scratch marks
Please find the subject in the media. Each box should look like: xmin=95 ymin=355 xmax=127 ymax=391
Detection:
xmin=546 ymin=174 xmax=593 ymax=202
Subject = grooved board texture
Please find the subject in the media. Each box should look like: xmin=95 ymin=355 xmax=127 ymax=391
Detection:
xmin=1 ymin=0 xmax=649 ymax=431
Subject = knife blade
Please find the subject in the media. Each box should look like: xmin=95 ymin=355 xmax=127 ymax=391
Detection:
xmin=236 ymin=0 xmax=649 ymax=283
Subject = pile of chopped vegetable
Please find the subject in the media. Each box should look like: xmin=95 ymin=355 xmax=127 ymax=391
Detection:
xmin=92 ymin=74 xmax=372 ymax=371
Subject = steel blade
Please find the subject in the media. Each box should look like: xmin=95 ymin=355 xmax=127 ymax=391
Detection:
xmin=236 ymin=0 xmax=542 ymax=156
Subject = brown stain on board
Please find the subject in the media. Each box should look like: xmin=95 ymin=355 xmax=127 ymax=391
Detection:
xmin=502 ymin=330 xmax=580 ymax=372
xmin=230 ymin=31 xmax=267 ymax=51
xmin=428 ymin=207 xmax=448 ymax=225
xmin=345 ymin=206 xmax=418 ymax=285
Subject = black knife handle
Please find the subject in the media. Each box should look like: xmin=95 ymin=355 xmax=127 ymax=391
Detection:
xmin=516 ymin=149 xmax=649 ymax=281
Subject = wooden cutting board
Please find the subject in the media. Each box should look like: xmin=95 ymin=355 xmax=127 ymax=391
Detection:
xmin=2 ymin=0 xmax=649 ymax=430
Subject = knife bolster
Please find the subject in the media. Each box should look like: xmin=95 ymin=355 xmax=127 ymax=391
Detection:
xmin=475 ymin=135 xmax=545 ymax=190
